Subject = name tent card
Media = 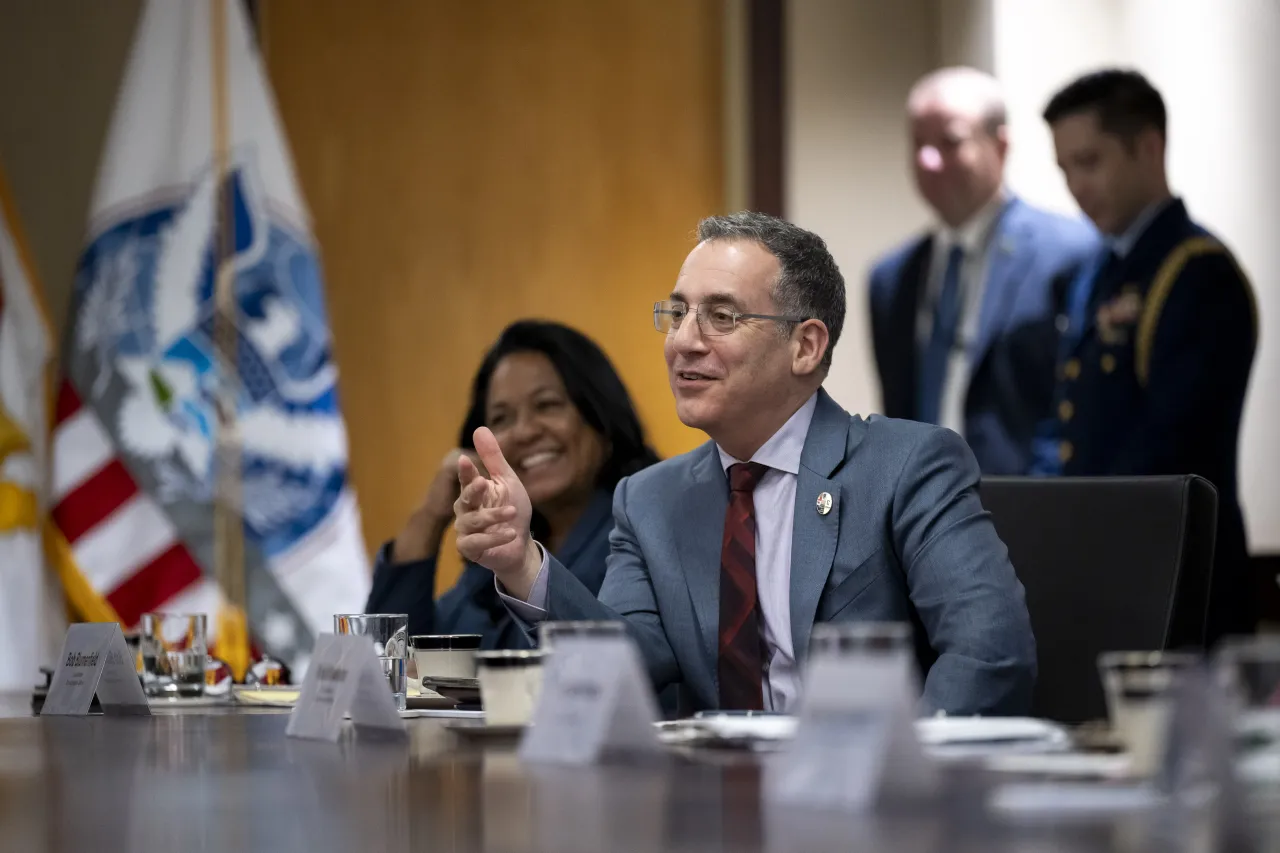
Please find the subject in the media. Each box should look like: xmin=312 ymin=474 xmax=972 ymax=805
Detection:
xmin=1146 ymin=664 xmax=1259 ymax=853
xmin=42 ymin=622 xmax=150 ymax=716
xmin=764 ymin=648 xmax=938 ymax=811
xmin=286 ymin=634 xmax=406 ymax=742
xmin=519 ymin=634 xmax=661 ymax=765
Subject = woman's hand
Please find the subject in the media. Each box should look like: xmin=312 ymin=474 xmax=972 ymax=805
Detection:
xmin=391 ymin=448 xmax=481 ymax=563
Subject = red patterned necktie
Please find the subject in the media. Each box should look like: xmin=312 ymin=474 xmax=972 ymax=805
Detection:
xmin=719 ymin=461 xmax=770 ymax=710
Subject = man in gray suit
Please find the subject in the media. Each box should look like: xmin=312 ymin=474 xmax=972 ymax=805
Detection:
xmin=454 ymin=212 xmax=1036 ymax=716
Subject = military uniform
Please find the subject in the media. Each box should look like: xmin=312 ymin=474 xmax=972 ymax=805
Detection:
xmin=1033 ymin=198 xmax=1258 ymax=643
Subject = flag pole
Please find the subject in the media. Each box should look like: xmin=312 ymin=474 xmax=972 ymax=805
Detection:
xmin=210 ymin=0 xmax=251 ymax=683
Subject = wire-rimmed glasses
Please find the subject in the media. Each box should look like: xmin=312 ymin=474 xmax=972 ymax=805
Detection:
xmin=653 ymin=300 xmax=809 ymax=336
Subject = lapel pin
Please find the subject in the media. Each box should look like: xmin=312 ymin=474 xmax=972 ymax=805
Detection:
xmin=816 ymin=492 xmax=833 ymax=516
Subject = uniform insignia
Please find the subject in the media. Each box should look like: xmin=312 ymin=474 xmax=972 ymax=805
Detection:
xmin=1097 ymin=288 xmax=1144 ymax=344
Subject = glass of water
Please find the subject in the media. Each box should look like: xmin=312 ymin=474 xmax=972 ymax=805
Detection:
xmin=537 ymin=620 xmax=625 ymax=651
xmin=140 ymin=613 xmax=207 ymax=698
xmin=1215 ymin=636 xmax=1280 ymax=739
xmin=335 ymin=613 xmax=408 ymax=710
xmin=808 ymin=621 xmax=913 ymax=659
xmin=1098 ymin=650 xmax=1198 ymax=776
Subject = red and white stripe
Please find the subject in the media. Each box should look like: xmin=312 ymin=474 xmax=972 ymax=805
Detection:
xmin=50 ymin=380 xmax=227 ymax=635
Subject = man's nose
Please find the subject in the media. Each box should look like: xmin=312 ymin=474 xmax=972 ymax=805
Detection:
xmin=917 ymin=146 xmax=943 ymax=173
xmin=670 ymin=310 xmax=709 ymax=352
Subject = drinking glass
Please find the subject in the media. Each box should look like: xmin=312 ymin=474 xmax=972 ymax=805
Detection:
xmin=807 ymin=621 xmax=913 ymax=659
xmin=140 ymin=613 xmax=207 ymax=698
xmin=537 ymin=620 xmax=625 ymax=652
xmin=335 ymin=613 xmax=408 ymax=710
xmin=1215 ymin=636 xmax=1280 ymax=741
xmin=1098 ymin=650 xmax=1198 ymax=776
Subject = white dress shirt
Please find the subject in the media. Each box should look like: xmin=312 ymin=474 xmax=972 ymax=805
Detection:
xmin=500 ymin=392 xmax=819 ymax=713
xmin=1109 ymin=197 xmax=1173 ymax=259
xmin=916 ymin=191 xmax=1007 ymax=435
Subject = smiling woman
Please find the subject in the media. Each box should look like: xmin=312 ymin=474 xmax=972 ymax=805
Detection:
xmin=364 ymin=320 xmax=660 ymax=648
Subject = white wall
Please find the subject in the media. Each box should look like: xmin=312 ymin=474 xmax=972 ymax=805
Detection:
xmin=785 ymin=0 xmax=938 ymax=417
xmin=989 ymin=0 xmax=1280 ymax=550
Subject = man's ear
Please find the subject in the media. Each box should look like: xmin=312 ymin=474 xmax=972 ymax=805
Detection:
xmin=791 ymin=319 xmax=830 ymax=377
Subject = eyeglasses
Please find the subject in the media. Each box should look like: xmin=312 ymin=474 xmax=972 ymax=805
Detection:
xmin=653 ymin=300 xmax=810 ymax=336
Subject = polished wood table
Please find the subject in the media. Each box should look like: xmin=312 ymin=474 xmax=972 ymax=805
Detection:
xmin=0 ymin=694 xmax=1253 ymax=852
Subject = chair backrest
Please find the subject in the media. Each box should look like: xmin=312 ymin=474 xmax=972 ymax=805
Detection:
xmin=979 ymin=475 xmax=1218 ymax=723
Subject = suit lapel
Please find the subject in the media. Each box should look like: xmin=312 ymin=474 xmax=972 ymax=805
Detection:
xmin=968 ymin=199 xmax=1033 ymax=369
xmin=676 ymin=443 xmax=729 ymax=677
xmin=789 ymin=390 xmax=858 ymax=660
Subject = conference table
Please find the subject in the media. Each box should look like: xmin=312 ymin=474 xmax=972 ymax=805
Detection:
xmin=0 ymin=692 xmax=1272 ymax=853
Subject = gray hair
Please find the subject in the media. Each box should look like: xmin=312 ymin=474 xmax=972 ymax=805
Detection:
xmin=909 ymin=66 xmax=1008 ymax=138
xmin=696 ymin=211 xmax=846 ymax=371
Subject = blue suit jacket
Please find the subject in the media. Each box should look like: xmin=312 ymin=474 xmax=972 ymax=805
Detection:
xmin=869 ymin=197 xmax=1096 ymax=474
xmin=366 ymin=490 xmax=613 ymax=648
xmin=521 ymin=389 xmax=1038 ymax=716
xmin=1036 ymin=199 xmax=1258 ymax=641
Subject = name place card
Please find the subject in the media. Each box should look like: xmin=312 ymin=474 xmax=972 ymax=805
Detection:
xmin=519 ymin=634 xmax=661 ymax=765
xmin=286 ymin=633 xmax=405 ymax=742
xmin=42 ymin=622 xmax=150 ymax=716
xmin=764 ymin=648 xmax=938 ymax=811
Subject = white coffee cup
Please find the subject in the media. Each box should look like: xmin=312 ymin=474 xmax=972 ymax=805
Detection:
xmin=476 ymin=650 xmax=546 ymax=726
xmin=412 ymin=634 xmax=482 ymax=679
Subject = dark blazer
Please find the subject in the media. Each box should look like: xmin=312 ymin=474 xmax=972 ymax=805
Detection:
xmin=365 ymin=489 xmax=614 ymax=648
xmin=1037 ymin=199 xmax=1258 ymax=642
xmin=515 ymin=389 xmax=1038 ymax=717
xmin=869 ymin=196 xmax=1096 ymax=474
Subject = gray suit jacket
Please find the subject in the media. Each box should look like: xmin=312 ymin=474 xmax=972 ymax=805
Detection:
xmin=523 ymin=389 xmax=1037 ymax=716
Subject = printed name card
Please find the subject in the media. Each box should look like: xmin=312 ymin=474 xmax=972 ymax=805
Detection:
xmin=42 ymin=622 xmax=151 ymax=716
xmin=519 ymin=635 xmax=661 ymax=765
xmin=286 ymin=634 xmax=406 ymax=742
xmin=764 ymin=649 xmax=938 ymax=811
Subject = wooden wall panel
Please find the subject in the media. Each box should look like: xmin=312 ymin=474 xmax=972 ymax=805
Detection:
xmin=262 ymin=0 xmax=724 ymax=590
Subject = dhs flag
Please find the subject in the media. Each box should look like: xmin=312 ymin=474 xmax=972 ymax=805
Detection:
xmin=50 ymin=0 xmax=370 ymax=672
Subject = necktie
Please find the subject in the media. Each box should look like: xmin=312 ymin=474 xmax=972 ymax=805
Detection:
xmin=1087 ymin=248 xmax=1124 ymax=315
xmin=719 ymin=461 xmax=770 ymax=710
xmin=918 ymin=244 xmax=965 ymax=425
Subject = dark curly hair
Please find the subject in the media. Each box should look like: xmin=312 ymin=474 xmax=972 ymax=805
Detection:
xmin=459 ymin=319 xmax=660 ymax=494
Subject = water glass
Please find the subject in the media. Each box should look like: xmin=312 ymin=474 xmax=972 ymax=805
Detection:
xmin=140 ymin=613 xmax=207 ymax=698
xmin=1098 ymin=650 xmax=1198 ymax=776
xmin=1215 ymin=636 xmax=1280 ymax=739
xmin=808 ymin=621 xmax=913 ymax=659
xmin=335 ymin=613 xmax=408 ymax=710
xmin=537 ymin=620 xmax=625 ymax=652
xmin=380 ymin=655 xmax=407 ymax=707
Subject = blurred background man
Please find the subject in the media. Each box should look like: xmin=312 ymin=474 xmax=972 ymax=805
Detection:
xmin=869 ymin=67 xmax=1096 ymax=474
xmin=1037 ymin=69 xmax=1258 ymax=642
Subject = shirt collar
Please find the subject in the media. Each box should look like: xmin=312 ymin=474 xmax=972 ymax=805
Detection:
xmin=716 ymin=392 xmax=819 ymax=476
xmin=1109 ymin=197 xmax=1174 ymax=258
xmin=936 ymin=189 xmax=1007 ymax=253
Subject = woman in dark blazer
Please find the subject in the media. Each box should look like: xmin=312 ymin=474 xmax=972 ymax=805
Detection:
xmin=365 ymin=320 xmax=659 ymax=649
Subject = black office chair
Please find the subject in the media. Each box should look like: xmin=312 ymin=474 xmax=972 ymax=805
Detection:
xmin=980 ymin=475 xmax=1218 ymax=723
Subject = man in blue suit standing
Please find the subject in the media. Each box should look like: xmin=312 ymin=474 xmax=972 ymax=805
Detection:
xmin=452 ymin=212 xmax=1037 ymax=717
xmin=870 ymin=67 xmax=1096 ymax=474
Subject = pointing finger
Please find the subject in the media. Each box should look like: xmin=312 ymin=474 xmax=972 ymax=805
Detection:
xmin=473 ymin=427 xmax=516 ymax=480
